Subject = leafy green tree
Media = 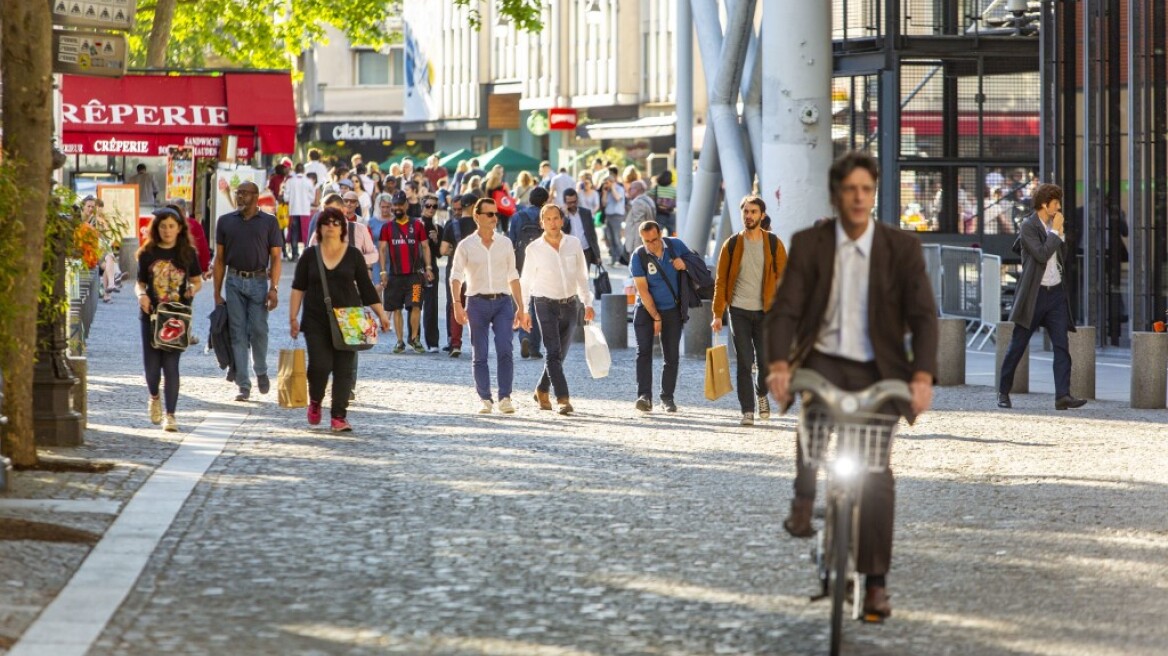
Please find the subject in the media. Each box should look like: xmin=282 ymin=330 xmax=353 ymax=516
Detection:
xmin=135 ymin=0 xmax=544 ymax=70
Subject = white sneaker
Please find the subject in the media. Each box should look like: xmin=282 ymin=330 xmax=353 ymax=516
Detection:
xmin=427 ymin=346 xmax=439 ymax=353
xmin=498 ymin=397 xmax=516 ymax=414
xmin=162 ymin=414 xmax=178 ymax=432
xmin=741 ymin=412 xmax=754 ymax=427
xmin=149 ymin=396 xmax=162 ymax=425
xmin=758 ymin=396 xmax=771 ymax=420
xmin=478 ymin=399 xmax=494 ymax=414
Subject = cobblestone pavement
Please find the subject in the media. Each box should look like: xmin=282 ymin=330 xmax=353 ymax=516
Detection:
xmin=6 ymin=267 xmax=1168 ymax=655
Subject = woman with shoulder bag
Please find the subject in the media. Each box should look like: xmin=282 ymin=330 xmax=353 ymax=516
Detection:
xmin=136 ymin=207 xmax=202 ymax=432
xmin=289 ymin=207 xmax=391 ymax=432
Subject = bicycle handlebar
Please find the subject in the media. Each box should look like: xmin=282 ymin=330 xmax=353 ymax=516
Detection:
xmin=789 ymin=369 xmax=911 ymax=418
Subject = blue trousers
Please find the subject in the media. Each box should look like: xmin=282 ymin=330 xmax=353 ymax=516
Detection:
xmin=467 ymin=295 xmax=515 ymax=401
xmin=1000 ymin=283 xmax=1073 ymax=397
xmin=224 ymin=274 xmax=271 ymax=393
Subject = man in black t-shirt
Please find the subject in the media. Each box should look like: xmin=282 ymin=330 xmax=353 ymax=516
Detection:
xmin=213 ymin=181 xmax=284 ymax=401
xmin=419 ymin=194 xmax=443 ymax=352
xmin=439 ymin=193 xmax=478 ymax=357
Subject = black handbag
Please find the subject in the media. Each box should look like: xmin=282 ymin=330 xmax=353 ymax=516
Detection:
xmin=151 ymin=301 xmax=193 ymax=352
xmin=593 ymin=263 xmax=613 ymax=297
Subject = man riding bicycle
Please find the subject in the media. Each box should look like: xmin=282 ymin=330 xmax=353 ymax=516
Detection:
xmin=765 ymin=152 xmax=939 ymax=618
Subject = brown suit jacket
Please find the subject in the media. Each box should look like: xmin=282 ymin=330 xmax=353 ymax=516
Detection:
xmin=764 ymin=220 xmax=939 ymax=422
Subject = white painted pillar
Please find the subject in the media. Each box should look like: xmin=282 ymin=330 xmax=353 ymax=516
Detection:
xmin=676 ymin=0 xmax=694 ymax=234
xmin=761 ymin=0 xmax=833 ymax=246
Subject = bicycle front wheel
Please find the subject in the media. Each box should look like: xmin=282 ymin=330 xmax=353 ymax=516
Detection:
xmin=829 ymin=494 xmax=852 ymax=656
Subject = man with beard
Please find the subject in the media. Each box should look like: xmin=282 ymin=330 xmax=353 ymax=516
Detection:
xmin=379 ymin=191 xmax=435 ymax=353
xmin=711 ymin=195 xmax=788 ymax=426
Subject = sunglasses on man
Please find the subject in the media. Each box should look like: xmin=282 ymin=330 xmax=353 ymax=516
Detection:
xmin=423 ymin=203 xmax=438 ymax=209
xmin=478 ymin=211 xmax=498 ymax=218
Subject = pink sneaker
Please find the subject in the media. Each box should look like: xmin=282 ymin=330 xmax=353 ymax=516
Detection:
xmin=330 ymin=417 xmax=352 ymax=432
xmin=307 ymin=401 xmax=322 ymax=425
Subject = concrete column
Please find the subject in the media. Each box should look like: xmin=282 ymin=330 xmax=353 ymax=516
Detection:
xmin=761 ymin=0 xmax=833 ymax=245
xmin=675 ymin=0 xmax=693 ymax=233
xmin=601 ymin=294 xmax=628 ymax=349
xmin=1068 ymin=326 xmax=1096 ymax=400
xmin=68 ymin=356 xmax=87 ymax=430
xmin=684 ymin=299 xmax=713 ymax=357
xmin=1130 ymin=332 xmax=1168 ymax=409
xmin=994 ymin=322 xmax=1029 ymax=393
xmin=936 ymin=318 xmax=966 ymax=386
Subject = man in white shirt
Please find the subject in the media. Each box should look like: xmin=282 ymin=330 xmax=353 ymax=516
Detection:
xmin=519 ymin=205 xmax=596 ymax=415
xmin=550 ymin=166 xmax=575 ymax=205
xmin=304 ymin=148 xmax=329 ymax=186
xmin=284 ymin=163 xmax=316 ymax=261
xmin=450 ymin=198 xmax=529 ymax=414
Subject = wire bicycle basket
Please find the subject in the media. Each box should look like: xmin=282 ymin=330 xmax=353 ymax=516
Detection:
xmin=797 ymin=403 xmax=899 ymax=473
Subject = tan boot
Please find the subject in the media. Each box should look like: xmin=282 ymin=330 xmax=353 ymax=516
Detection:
xmin=533 ymin=389 xmax=552 ymax=411
xmin=783 ymin=497 xmax=815 ymax=538
xmin=556 ymin=398 xmax=574 ymax=415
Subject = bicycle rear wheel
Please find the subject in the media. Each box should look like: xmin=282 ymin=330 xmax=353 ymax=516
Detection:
xmin=829 ymin=494 xmax=852 ymax=656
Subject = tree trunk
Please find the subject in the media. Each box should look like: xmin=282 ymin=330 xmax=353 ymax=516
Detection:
xmin=146 ymin=0 xmax=178 ymax=69
xmin=0 ymin=0 xmax=54 ymax=467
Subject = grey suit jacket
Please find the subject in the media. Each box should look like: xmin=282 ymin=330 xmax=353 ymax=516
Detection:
xmin=1009 ymin=213 xmax=1075 ymax=332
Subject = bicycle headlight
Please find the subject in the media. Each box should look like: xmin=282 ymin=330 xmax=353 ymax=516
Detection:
xmin=832 ymin=455 xmax=859 ymax=479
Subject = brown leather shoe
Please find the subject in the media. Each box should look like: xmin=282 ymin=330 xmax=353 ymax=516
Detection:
xmin=533 ymin=389 xmax=552 ymax=411
xmin=783 ymin=498 xmax=815 ymax=538
xmin=556 ymin=398 xmax=574 ymax=415
xmin=863 ymin=585 xmax=892 ymax=620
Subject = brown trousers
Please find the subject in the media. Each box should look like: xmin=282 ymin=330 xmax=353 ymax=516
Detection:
xmin=795 ymin=350 xmax=896 ymax=576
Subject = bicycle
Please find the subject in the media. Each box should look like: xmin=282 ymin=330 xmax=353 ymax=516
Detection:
xmin=789 ymin=369 xmax=911 ymax=656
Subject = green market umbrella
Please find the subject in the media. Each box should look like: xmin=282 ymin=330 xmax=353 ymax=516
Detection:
xmin=476 ymin=145 xmax=541 ymax=174
xmin=438 ymin=148 xmax=473 ymax=170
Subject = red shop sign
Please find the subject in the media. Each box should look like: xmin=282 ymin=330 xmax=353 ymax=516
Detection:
xmin=549 ymin=108 xmax=579 ymax=131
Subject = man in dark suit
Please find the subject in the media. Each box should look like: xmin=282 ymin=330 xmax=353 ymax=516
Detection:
xmin=562 ymin=188 xmax=601 ymax=266
xmin=765 ymin=152 xmax=938 ymax=619
xmin=997 ymin=184 xmax=1086 ymax=410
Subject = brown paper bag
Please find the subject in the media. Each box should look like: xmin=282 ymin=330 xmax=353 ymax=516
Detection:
xmin=704 ymin=337 xmax=733 ymax=401
xmin=278 ymin=347 xmax=308 ymax=408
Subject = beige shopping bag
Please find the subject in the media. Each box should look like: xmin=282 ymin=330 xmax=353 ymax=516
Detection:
xmin=704 ymin=335 xmax=733 ymax=401
xmin=278 ymin=346 xmax=308 ymax=408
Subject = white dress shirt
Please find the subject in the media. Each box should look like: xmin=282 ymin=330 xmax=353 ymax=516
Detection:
xmin=450 ymin=232 xmax=520 ymax=295
xmin=815 ymin=219 xmax=876 ymax=362
xmin=520 ymin=234 xmax=594 ymax=308
xmin=285 ymin=174 xmax=316 ymax=216
xmin=564 ymin=210 xmax=591 ymax=254
xmin=304 ymin=161 xmax=329 ymax=186
xmin=1041 ymin=227 xmax=1063 ymax=286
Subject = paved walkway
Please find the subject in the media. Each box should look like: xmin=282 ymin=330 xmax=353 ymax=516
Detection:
xmin=2 ymin=265 xmax=1167 ymax=655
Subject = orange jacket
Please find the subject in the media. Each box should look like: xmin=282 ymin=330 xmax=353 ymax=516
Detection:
xmin=712 ymin=231 xmax=788 ymax=317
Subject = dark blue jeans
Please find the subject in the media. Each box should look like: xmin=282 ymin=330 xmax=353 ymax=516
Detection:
xmin=728 ymin=306 xmax=767 ymax=413
xmin=633 ymin=304 xmax=682 ymax=401
xmin=1000 ymin=283 xmax=1072 ymax=397
xmin=224 ymin=274 xmax=271 ymax=393
xmin=467 ymin=295 xmax=516 ymax=401
xmin=140 ymin=317 xmax=181 ymax=414
xmin=533 ymin=297 xmax=579 ymax=399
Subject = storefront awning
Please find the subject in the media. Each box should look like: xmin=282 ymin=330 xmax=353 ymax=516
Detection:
xmin=582 ymin=116 xmax=676 ymax=141
xmin=60 ymin=73 xmax=296 ymax=157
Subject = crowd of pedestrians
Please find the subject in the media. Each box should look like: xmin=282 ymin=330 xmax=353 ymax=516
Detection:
xmin=128 ymin=148 xmax=780 ymax=434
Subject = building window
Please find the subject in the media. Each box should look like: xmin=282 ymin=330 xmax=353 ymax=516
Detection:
xmin=355 ymin=47 xmax=404 ymax=87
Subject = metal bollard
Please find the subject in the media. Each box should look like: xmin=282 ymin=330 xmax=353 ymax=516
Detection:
xmin=601 ymin=294 xmax=628 ymax=349
xmin=994 ymin=321 xmax=1029 ymax=394
xmin=684 ymin=299 xmax=713 ymax=358
xmin=1130 ymin=332 xmax=1168 ymax=409
xmin=1067 ymin=326 xmax=1096 ymax=400
xmin=936 ymin=318 xmax=967 ymax=386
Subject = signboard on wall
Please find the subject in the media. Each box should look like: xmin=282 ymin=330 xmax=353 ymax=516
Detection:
xmin=96 ymin=184 xmax=139 ymax=239
xmin=52 ymin=0 xmax=137 ymax=31
xmin=487 ymin=94 xmax=521 ymax=130
xmin=549 ymin=108 xmax=579 ymax=131
xmin=52 ymin=29 xmax=126 ymax=78
xmin=166 ymin=147 xmax=195 ymax=202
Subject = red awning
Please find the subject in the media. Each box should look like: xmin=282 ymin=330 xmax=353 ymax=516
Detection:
xmin=60 ymin=73 xmax=296 ymax=157
xmin=866 ymin=112 xmax=1040 ymax=138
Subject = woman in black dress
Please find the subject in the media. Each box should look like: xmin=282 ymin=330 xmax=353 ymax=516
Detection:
xmin=136 ymin=207 xmax=202 ymax=432
xmin=289 ymin=207 xmax=390 ymax=432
